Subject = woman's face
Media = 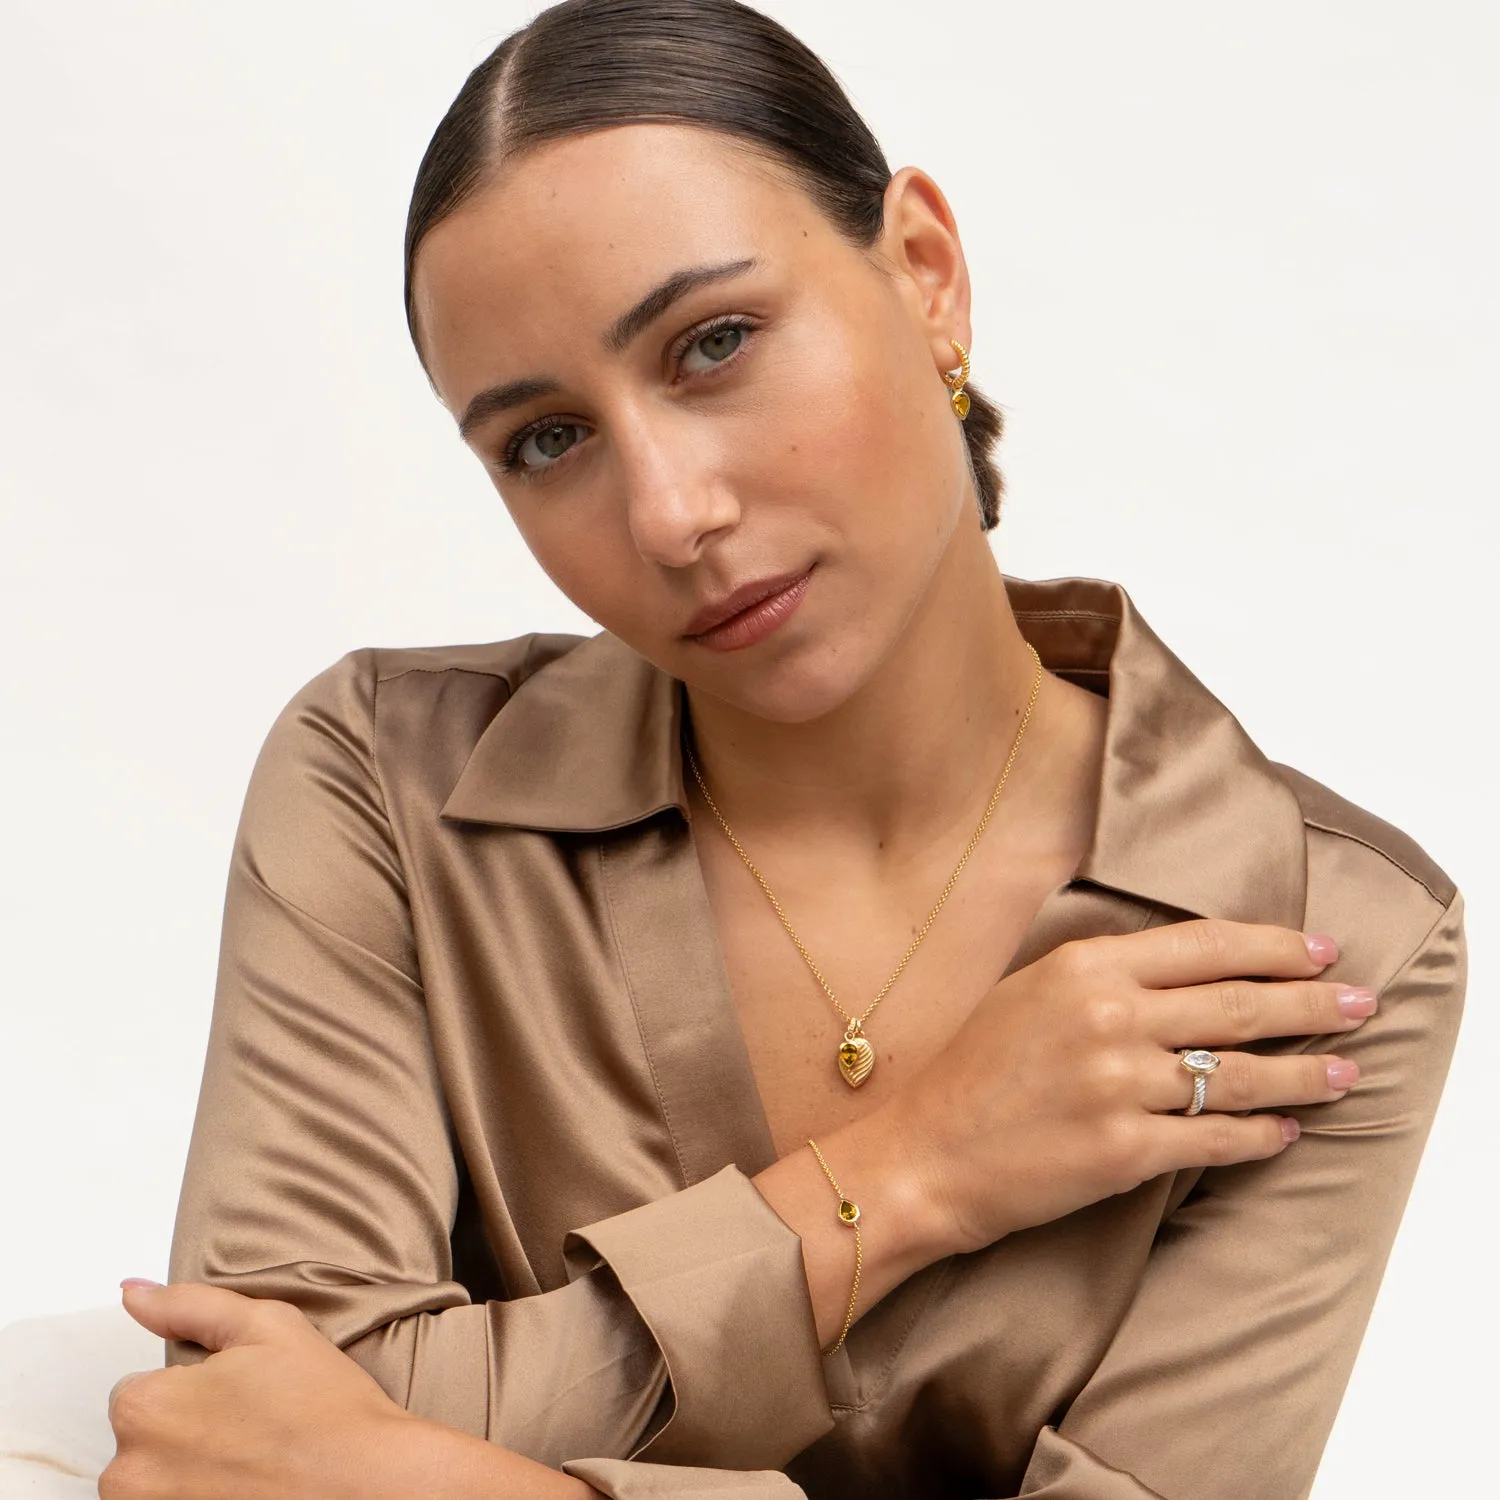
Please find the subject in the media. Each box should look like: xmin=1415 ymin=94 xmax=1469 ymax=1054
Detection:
xmin=411 ymin=122 xmax=976 ymax=723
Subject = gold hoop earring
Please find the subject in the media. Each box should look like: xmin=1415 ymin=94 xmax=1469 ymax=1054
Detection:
xmin=943 ymin=339 xmax=971 ymax=420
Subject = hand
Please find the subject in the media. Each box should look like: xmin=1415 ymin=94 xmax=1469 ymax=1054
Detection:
xmin=893 ymin=919 xmax=1373 ymax=1255
xmin=101 ymin=1281 xmax=599 ymax=1500
xmin=102 ymin=1280 xmax=435 ymax=1500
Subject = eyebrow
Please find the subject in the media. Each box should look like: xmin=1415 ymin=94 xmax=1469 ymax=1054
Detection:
xmin=457 ymin=256 xmax=760 ymax=442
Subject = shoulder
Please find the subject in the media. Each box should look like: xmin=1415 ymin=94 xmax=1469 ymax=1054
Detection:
xmin=1270 ymin=760 xmax=1456 ymax=909
xmin=1268 ymin=759 xmax=1463 ymax=989
xmin=234 ymin=632 xmax=596 ymax=906
xmin=251 ymin=631 xmax=593 ymax=798
xmin=368 ymin=633 xmax=592 ymax=692
xmin=286 ymin=632 xmax=591 ymax=713
xmin=269 ymin=632 xmax=590 ymax=741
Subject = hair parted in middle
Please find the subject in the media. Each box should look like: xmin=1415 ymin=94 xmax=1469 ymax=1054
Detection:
xmin=403 ymin=0 xmax=1008 ymax=530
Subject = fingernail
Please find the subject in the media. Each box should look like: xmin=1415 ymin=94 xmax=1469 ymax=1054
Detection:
xmin=1327 ymin=1060 xmax=1360 ymax=1089
xmin=1337 ymin=986 xmax=1378 ymax=1018
xmin=120 ymin=1278 xmax=163 ymax=1291
xmin=1304 ymin=933 xmax=1339 ymax=964
xmin=1280 ymin=1116 xmax=1301 ymax=1142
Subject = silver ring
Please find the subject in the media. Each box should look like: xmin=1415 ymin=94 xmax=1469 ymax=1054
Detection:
xmin=1176 ymin=1048 xmax=1222 ymax=1115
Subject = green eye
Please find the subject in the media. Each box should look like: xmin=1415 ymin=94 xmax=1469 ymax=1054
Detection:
xmin=699 ymin=326 xmax=742 ymax=361
xmin=506 ymin=421 xmax=582 ymax=475
xmin=678 ymin=319 xmax=753 ymax=375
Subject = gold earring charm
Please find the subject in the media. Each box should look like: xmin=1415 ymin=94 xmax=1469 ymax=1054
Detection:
xmin=943 ymin=339 xmax=971 ymax=420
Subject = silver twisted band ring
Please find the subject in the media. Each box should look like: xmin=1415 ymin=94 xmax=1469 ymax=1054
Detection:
xmin=1177 ymin=1048 xmax=1222 ymax=1115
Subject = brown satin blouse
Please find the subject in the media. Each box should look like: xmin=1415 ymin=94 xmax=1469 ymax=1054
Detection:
xmin=164 ymin=573 xmax=1467 ymax=1499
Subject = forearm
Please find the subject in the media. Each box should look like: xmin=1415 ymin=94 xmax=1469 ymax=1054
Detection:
xmin=751 ymin=1101 xmax=956 ymax=1351
xmin=387 ymin=1415 xmax=605 ymax=1500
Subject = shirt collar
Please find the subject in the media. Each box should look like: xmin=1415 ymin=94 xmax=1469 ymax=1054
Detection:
xmin=439 ymin=574 xmax=1308 ymax=930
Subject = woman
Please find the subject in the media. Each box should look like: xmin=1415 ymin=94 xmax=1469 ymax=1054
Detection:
xmin=103 ymin=2 xmax=1466 ymax=1497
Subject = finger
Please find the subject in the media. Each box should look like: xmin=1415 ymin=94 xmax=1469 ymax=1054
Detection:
xmin=107 ymin=1370 xmax=150 ymax=1424
xmin=1144 ymin=1045 xmax=1358 ymax=1114
xmin=1140 ymin=1107 xmax=1296 ymax=1176
xmin=1090 ymin=918 xmax=1339 ymax=990
xmin=1148 ymin=976 xmax=1378 ymax=1047
xmin=119 ymin=1281 xmax=304 ymax=1353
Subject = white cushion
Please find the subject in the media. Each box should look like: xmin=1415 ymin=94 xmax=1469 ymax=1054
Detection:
xmin=0 ymin=1304 xmax=163 ymax=1495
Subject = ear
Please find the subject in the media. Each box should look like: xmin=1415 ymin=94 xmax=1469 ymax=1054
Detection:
xmin=878 ymin=166 xmax=974 ymax=378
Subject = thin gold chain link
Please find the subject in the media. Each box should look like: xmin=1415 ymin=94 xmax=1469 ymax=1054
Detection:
xmin=683 ymin=641 xmax=1044 ymax=1037
xmin=807 ymin=1135 xmax=862 ymax=1355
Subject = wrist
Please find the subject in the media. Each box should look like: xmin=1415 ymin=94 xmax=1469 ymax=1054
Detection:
xmin=823 ymin=1101 xmax=963 ymax=1276
xmin=751 ymin=1098 xmax=964 ymax=1352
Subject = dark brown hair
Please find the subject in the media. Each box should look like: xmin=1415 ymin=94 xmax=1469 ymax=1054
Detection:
xmin=403 ymin=0 xmax=1006 ymax=529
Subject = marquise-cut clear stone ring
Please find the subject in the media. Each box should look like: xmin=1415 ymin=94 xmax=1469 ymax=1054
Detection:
xmin=1176 ymin=1048 xmax=1222 ymax=1116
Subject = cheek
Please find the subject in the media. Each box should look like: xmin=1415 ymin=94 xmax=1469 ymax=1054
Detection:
xmin=736 ymin=324 xmax=935 ymax=526
xmin=497 ymin=498 xmax=632 ymax=623
xmin=765 ymin=348 xmax=950 ymax=561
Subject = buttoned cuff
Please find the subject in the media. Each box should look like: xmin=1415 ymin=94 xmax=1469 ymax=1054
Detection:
xmin=1020 ymin=1425 xmax=1169 ymax=1498
xmin=560 ymin=1162 xmax=835 ymax=1470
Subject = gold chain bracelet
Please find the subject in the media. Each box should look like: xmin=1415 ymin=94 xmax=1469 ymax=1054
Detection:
xmin=807 ymin=1138 xmax=862 ymax=1356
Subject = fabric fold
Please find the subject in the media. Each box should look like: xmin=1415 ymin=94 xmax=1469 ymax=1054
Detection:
xmin=1019 ymin=1425 xmax=1169 ymax=1498
xmin=562 ymin=1163 xmax=836 ymax=1469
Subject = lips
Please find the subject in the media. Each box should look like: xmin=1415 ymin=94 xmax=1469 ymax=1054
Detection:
xmin=682 ymin=567 xmax=813 ymax=638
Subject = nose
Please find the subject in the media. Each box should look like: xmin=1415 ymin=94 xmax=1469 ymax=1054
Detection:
xmin=616 ymin=412 xmax=740 ymax=568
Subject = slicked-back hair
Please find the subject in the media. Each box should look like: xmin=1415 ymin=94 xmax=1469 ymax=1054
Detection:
xmin=404 ymin=0 xmax=1005 ymax=528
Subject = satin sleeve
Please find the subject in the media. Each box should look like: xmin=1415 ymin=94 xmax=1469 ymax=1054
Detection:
xmin=1015 ymin=887 xmax=1467 ymax=1499
xmin=561 ymin=1457 xmax=809 ymax=1497
xmin=163 ymin=650 xmax=834 ymax=1473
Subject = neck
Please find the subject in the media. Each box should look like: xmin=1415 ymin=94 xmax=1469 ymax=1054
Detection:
xmin=683 ymin=525 xmax=1104 ymax=867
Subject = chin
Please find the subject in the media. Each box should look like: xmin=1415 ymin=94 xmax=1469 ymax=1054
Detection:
xmin=681 ymin=626 xmax=887 ymax=725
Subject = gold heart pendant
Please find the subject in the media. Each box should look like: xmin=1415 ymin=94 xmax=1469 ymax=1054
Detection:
xmin=838 ymin=1034 xmax=875 ymax=1088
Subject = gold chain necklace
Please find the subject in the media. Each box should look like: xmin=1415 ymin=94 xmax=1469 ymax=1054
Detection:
xmin=683 ymin=641 xmax=1044 ymax=1089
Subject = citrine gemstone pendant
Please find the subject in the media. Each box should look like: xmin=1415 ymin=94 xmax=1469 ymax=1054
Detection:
xmin=838 ymin=1028 xmax=875 ymax=1088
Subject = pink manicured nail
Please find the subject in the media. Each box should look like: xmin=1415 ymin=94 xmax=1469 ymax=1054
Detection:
xmin=1327 ymin=1060 xmax=1360 ymax=1089
xmin=1304 ymin=933 xmax=1340 ymax=964
xmin=1280 ymin=1117 xmax=1301 ymax=1142
xmin=1337 ymin=987 xmax=1378 ymax=1018
xmin=120 ymin=1278 xmax=163 ymax=1291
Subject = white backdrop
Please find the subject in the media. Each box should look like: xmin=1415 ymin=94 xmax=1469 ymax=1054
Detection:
xmin=2 ymin=2 xmax=1492 ymax=1493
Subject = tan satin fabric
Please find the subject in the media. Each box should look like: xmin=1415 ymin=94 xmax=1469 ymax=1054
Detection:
xmin=165 ymin=574 xmax=1466 ymax=1500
